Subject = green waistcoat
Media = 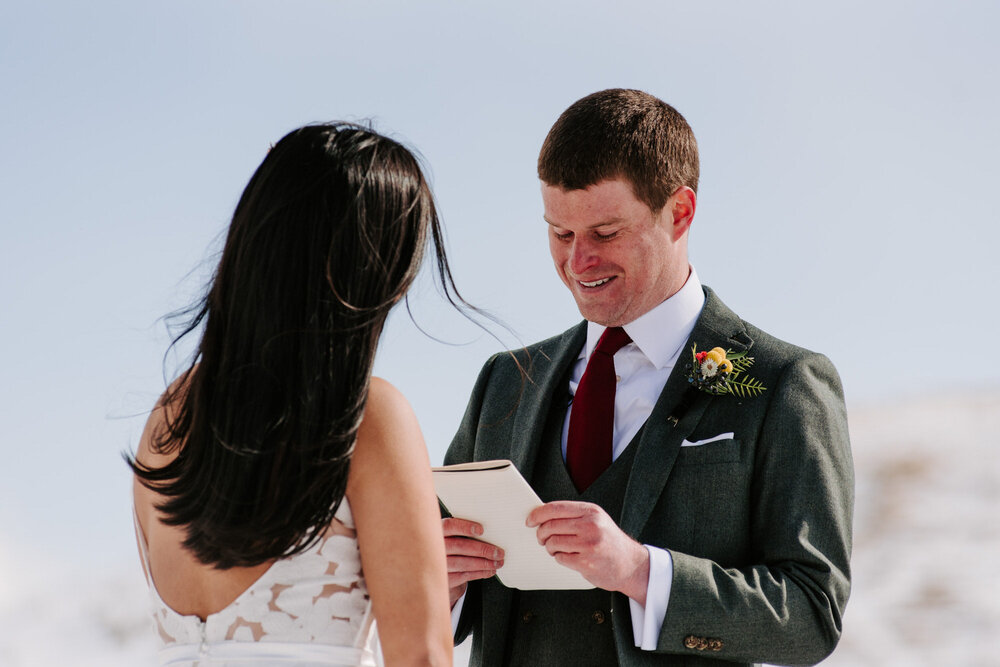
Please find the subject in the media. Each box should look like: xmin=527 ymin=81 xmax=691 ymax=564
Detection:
xmin=504 ymin=396 xmax=640 ymax=667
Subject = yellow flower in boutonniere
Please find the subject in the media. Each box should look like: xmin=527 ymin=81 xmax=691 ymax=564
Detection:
xmin=688 ymin=344 xmax=766 ymax=397
xmin=706 ymin=347 xmax=726 ymax=365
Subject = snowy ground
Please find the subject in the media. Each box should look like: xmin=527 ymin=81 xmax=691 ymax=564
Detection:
xmin=818 ymin=390 xmax=1000 ymax=667
xmin=2 ymin=391 xmax=997 ymax=666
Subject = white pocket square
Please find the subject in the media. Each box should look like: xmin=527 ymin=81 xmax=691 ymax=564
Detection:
xmin=680 ymin=432 xmax=735 ymax=447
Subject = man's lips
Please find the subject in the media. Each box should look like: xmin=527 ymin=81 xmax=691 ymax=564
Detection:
xmin=576 ymin=276 xmax=615 ymax=289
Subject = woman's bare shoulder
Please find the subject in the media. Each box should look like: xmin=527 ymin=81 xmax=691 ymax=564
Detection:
xmin=357 ymin=377 xmax=421 ymax=443
xmin=365 ymin=376 xmax=413 ymax=416
xmin=348 ymin=377 xmax=427 ymax=489
xmin=133 ymin=369 xmax=196 ymax=519
xmin=135 ymin=370 xmax=193 ymax=465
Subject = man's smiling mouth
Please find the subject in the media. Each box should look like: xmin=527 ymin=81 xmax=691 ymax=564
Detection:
xmin=578 ymin=277 xmax=613 ymax=288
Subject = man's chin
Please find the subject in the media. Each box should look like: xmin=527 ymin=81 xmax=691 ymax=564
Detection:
xmin=573 ymin=303 xmax=625 ymax=328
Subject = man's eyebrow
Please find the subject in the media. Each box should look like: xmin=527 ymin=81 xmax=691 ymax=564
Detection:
xmin=544 ymin=217 xmax=625 ymax=228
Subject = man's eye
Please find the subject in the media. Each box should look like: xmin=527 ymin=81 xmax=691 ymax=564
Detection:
xmin=553 ymin=230 xmax=572 ymax=241
xmin=595 ymin=231 xmax=618 ymax=241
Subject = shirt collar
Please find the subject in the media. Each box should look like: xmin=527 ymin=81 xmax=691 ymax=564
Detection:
xmin=581 ymin=266 xmax=705 ymax=370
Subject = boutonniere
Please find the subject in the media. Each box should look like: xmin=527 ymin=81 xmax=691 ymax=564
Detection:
xmin=686 ymin=344 xmax=766 ymax=397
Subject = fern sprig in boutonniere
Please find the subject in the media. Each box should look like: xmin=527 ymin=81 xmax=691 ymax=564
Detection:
xmin=686 ymin=344 xmax=766 ymax=398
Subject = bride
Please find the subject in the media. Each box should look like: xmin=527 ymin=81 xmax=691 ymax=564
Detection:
xmin=128 ymin=123 xmax=455 ymax=666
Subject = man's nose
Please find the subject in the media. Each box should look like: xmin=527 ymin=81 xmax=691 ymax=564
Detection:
xmin=568 ymin=238 xmax=599 ymax=275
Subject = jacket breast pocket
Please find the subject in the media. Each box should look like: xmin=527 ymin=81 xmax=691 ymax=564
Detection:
xmin=675 ymin=438 xmax=740 ymax=465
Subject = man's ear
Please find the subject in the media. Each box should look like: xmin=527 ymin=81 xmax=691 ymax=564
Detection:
xmin=667 ymin=186 xmax=696 ymax=242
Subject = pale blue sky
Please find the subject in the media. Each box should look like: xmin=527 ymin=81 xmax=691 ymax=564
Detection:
xmin=2 ymin=1 xmax=998 ymax=568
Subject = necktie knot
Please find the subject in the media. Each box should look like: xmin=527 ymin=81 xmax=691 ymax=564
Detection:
xmin=595 ymin=326 xmax=632 ymax=356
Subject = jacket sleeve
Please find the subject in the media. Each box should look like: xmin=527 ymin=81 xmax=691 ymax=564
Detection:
xmin=657 ymin=352 xmax=854 ymax=665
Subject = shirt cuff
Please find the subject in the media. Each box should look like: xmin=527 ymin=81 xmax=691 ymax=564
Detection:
xmin=628 ymin=545 xmax=673 ymax=651
xmin=450 ymin=589 xmax=467 ymax=635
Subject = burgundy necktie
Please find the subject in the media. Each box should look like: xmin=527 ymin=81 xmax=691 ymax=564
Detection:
xmin=566 ymin=326 xmax=632 ymax=492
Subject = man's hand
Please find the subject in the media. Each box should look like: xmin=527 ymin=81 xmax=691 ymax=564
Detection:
xmin=527 ymin=501 xmax=650 ymax=604
xmin=442 ymin=517 xmax=505 ymax=608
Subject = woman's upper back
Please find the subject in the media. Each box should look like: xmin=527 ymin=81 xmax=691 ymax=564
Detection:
xmin=132 ymin=393 xmax=268 ymax=621
xmin=132 ymin=391 xmax=378 ymax=664
xmin=135 ymin=498 xmax=376 ymax=652
xmin=132 ymin=375 xmax=453 ymax=666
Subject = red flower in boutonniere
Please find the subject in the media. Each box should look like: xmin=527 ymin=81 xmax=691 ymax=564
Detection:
xmin=686 ymin=344 xmax=766 ymax=397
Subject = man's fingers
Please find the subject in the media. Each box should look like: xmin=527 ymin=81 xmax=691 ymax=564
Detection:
xmin=526 ymin=500 xmax=594 ymax=527
xmin=442 ymin=517 xmax=484 ymax=538
xmin=552 ymin=552 xmax=586 ymax=571
xmin=444 ymin=535 xmax=505 ymax=561
xmin=533 ymin=517 xmax=592 ymax=544
xmin=447 ymin=554 xmax=503 ymax=574
xmin=538 ymin=534 xmax=584 ymax=556
xmin=442 ymin=517 xmax=505 ymax=579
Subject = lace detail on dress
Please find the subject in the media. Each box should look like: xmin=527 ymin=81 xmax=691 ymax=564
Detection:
xmin=136 ymin=501 xmax=379 ymax=666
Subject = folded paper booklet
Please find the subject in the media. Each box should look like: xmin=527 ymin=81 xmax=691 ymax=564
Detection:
xmin=432 ymin=459 xmax=594 ymax=591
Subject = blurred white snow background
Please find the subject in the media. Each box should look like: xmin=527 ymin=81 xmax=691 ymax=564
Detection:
xmin=820 ymin=391 xmax=1000 ymax=667
xmin=2 ymin=391 xmax=997 ymax=666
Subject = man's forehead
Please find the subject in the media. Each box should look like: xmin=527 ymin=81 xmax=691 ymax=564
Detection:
xmin=541 ymin=178 xmax=652 ymax=223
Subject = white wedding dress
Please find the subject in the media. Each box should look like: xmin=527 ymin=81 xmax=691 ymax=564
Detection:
xmin=135 ymin=500 xmax=381 ymax=666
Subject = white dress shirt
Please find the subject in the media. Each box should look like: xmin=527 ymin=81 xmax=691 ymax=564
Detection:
xmin=562 ymin=267 xmax=704 ymax=649
xmin=452 ymin=269 xmax=705 ymax=649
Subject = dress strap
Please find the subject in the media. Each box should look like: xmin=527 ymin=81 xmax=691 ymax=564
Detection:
xmin=132 ymin=506 xmax=153 ymax=586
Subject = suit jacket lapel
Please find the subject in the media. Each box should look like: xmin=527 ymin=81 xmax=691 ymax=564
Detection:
xmin=621 ymin=286 xmax=753 ymax=537
xmin=508 ymin=322 xmax=587 ymax=481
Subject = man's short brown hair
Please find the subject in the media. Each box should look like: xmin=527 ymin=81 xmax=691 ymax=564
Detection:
xmin=537 ymin=89 xmax=699 ymax=211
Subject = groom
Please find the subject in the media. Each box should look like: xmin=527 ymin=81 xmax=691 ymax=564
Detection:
xmin=443 ymin=89 xmax=853 ymax=667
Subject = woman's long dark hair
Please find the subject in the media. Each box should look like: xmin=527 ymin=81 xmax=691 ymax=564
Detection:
xmin=128 ymin=122 xmax=461 ymax=569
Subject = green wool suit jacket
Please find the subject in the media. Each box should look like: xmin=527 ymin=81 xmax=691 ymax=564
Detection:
xmin=445 ymin=287 xmax=854 ymax=667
